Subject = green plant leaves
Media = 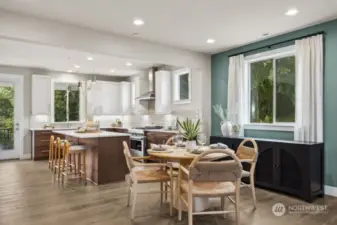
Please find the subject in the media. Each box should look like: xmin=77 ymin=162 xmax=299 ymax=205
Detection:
xmin=177 ymin=118 xmax=201 ymax=140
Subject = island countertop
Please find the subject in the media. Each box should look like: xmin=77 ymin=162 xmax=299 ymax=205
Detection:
xmin=52 ymin=130 xmax=130 ymax=138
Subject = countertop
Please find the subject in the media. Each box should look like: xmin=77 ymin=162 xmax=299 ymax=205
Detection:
xmin=30 ymin=127 xmax=117 ymax=131
xmin=52 ymin=130 xmax=130 ymax=138
xmin=145 ymin=129 xmax=179 ymax=133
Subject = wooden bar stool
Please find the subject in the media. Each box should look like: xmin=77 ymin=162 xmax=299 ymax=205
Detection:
xmin=48 ymin=135 xmax=55 ymax=170
xmin=61 ymin=141 xmax=88 ymax=186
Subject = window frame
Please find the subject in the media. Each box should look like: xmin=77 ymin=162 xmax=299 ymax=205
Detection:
xmin=244 ymin=46 xmax=296 ymax=131
xmin=172 ymin=68 xmax=192 ymax=104
xmin=51 ymin=81 xmax=83 ymax=123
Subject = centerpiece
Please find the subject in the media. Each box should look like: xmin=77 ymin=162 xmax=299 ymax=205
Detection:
xmin=212 ymin=104 xmax=231 ymax=136
xmin=177 ymin=118 xmax=201 ymax=150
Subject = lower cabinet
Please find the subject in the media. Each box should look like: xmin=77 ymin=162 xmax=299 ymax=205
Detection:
xmin=210 ymin=136 xmax=324 ymax=202
xmin=31 ymin=130 xmax=65 ymax=160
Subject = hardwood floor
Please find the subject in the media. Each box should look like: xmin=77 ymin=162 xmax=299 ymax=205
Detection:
xmin=0 ymin=160 xmax=336 ymax=225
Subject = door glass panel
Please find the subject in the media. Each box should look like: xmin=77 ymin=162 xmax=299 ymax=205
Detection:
xmin=0 ymin=85 xmax=14 ymax=151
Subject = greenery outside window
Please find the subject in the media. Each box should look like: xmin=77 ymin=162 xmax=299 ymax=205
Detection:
xmin=53 ymin=83 xmax=80 ymax=122
xmin=245 ymin=46 xmax=295 ymax=128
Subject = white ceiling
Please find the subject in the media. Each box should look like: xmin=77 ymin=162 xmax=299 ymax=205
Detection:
xmin=1 ymin=0 xmax=337 ymax=53
xmin=0 ymin=39 xmax=156 ymax=76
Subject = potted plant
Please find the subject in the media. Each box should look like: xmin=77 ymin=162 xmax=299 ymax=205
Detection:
xmin=177 ymin=118 xmax=201 ymax=150
xmin=212 ymin=104 xmax=231 ymax=136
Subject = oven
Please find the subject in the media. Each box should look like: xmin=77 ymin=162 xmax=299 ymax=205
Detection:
xmin=130 ymin=135 xmax=146 ymax=157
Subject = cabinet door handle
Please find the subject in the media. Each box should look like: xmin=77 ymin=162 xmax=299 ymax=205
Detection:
xmin=41 ymin=150 xmax=49 ymax=153
xmin=40 ymin=140 xmax=50 ymax=142
xmin=40 ymin=132 xmax=51 ymax=134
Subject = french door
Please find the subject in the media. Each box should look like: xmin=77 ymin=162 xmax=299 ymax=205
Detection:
xmin=0 ymin=74 xmax=23 ymax=160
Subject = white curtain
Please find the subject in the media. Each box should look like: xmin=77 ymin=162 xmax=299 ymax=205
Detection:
xmin=294 ymin=34 xmax=323 ymax=142
xmin=227 ymin=54 xmax=246 ymax=136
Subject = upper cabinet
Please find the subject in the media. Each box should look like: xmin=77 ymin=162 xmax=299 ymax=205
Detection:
xmin=87 ymin=81 xmax=121 ymax=115
xmin=31 ymin=75 xmax=51 ymax=115
xmin=120 ymin=81 xmax=132 ymax=115
xmin=155 ymin=70 xmax=172 ymax=114
xmin=172 ymin=68 xmax=191 ymax=104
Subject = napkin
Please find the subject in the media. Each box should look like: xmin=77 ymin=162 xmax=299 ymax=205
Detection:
xmin=150 ymin=144 xmax=167 ymax=151
xmin=209 ymin=143 xmax=228 ymax=149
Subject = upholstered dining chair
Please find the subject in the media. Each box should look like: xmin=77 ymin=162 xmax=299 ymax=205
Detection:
xmin=123 ymin=141 xmax=173 ymax=219
xmin=177 ymin=149 xmax=243 ymax=225
xmin=236 ymin=138 xmax=258 ymax=209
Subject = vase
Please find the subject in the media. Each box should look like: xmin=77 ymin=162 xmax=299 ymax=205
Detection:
xmin=186 ymin=140 xmax=197 ymax=151
xmin=220 ymin=121 xmax=232 ymax=137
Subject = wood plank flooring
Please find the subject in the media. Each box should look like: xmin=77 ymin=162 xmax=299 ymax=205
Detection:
xmin=0 ymin=160 xmax=336 ymax=225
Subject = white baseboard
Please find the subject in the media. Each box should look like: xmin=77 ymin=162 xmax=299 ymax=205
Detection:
xmin=20 ymin=153 xmax=32 ymax=160
xmin=324 ymin=185 xmax=337 ymax=197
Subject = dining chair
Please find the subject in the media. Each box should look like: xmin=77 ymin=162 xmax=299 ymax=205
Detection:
xmin=236 ymin=138 xmax=258 ymax=209
xmin=177 ymin=149 xmax=243 ymax=225
xmin=48 ymin=135 xmax=55 ymax=170
xmin=123 ymin=141 xmax=173 ymax=219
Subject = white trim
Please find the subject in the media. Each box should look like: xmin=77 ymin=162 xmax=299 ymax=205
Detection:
xmin=244 ymin=124 xmax=294 ymax=132
xmin=324 ymin=185 xmax=337 ymax=197
xmin=172 ymin=68 xmax=192 ymax=104
xmin=245 ymin=46 xmax=295 ymax=62
xmin=20 ymin=153 xmax=32 ymax=160
xmin=0 ymin=73 xmax=24 ymax=160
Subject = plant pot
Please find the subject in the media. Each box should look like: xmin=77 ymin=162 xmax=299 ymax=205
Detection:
xmin=186 ymin=140 xmax=197 ymax=151
xmin=220 ymin=121 xmax=232 ymax=137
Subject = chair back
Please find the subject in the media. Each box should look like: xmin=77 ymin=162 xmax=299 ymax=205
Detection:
xmin=189 ymin=149 xmax=242 ymax=182
xmin=123 ymin=141 xmax=135 ymax=172
xmin=236 ymin=138 xmax=258 ymax=162
xmin=165 ymin=136 xmax=175 ymax=145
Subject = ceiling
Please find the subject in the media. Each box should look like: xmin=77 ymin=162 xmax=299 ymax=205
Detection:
xmin=1 ymin=0 xmax=337 ymax=53
xmin=0 ymin=39 xmax=156 ymax=76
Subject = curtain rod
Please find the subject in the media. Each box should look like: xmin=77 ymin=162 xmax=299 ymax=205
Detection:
xmin=228 ymin=31 xmax=324 ymax=58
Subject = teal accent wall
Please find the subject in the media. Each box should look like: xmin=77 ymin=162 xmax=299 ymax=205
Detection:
xmin=211 ymin=19 xmax=337 ymax=187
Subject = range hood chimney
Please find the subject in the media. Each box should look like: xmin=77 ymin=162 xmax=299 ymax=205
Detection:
xmin=136 ymin=67 xmax=158 ymax=101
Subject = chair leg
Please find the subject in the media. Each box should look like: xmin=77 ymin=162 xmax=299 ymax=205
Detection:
xmin=250 ymin=175 xmax=257 ymax=209
xmin=188 ymin=181 xmax=193 ymax=225
xmin=61 ymin=153 xmax=65 ymax=184
xmin=164 ymin=183 xmax=168 ymax=202
xmin=64 ymin=155 xmax=69 ymax=186
xmin=57 ymin=147 xmax=62 ymax=179
xmin=82 ymin=152 xmax=87 ymax=185
xmin=178 ymin=197 xmax=182 ymax=221
xmin=73 ymin=153 xmax=77 ymax=176
xmin=223 ymin=197 xmax=228 ymax=218
xmin=169 ymin=177 xmax=173 ymax=216
xmin=160 ymin=182 xmax=163 ymax=205
xmin=78 ymin=153 xmax=82 ymax=183
xmin=235 ymin=181 xmax=240 ymax=225
xmin=127 ymin=179 xmax=132 ymax=207
xmin=131 ymin=185 xmax=137 ymax=220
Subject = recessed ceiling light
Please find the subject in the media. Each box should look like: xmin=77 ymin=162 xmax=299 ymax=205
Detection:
xmin=74 ymin=64 xmax=80 ymax=68
xmin=67 ymin=70 xmax=73 ymax=73
xmin=206 ymin=39 xmax=215 ymax=44
xmin=261 ymin=32 xmax=270 ymax=37
xmin=285 ymin=8 xmax=299 ymax=16
xmin=110 ymin=69 xmax=115 ymax=73
xmin=87 ymin=57 xmax=93 ymax=61
xmin=126 ymin=62 xmax=132 ymax=66
xmin=133 ymin=19 xmax=144 ymax=26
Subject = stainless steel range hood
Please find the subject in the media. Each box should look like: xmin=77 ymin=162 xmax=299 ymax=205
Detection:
xmin=136 ymin=67 xmax=158 ymax=101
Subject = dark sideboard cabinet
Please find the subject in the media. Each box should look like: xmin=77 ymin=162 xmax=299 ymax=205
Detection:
xmin=210 ymin=136 xmax=324 ymax=203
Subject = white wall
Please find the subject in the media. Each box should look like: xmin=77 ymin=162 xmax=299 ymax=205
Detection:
xmin=0 ymin=10 xmax=211 ymax=146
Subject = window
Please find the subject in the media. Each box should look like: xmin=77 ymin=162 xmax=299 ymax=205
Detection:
xmin=173 ymin=68 xmax=191 ymax=104
xmin=53 ymin=83 xmax=80 ymax=122
xmin=247 ymin=46 xmax=295 ymax=126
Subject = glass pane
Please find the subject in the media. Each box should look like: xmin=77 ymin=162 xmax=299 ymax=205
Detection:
xmin=0 ymin=86 xmax=14 ymax=150
xmin=250 ymin=59 xmax=273 ymax=123
xmin=179 ymin=73 xmax=189 ymax=100
xmin=68 ymin=90 xmax=80 ymax=121
xmin=54 ymin=90 xmax=67 ymax=122
xmin=276 ymin=56 xmax=295 ymax=122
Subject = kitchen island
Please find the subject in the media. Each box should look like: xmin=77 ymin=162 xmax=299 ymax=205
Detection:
xmin=52 ymin=130 xmax=130 ymax=185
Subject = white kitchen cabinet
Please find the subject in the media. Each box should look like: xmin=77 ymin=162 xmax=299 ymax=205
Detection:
xmin=31 ymin=75 xmax=51 ymax=115
xmin=120 ymin=81 xmax=131 ymax=115
xmin=87 ymin=81 xmax=121 ymax=115
xmin=134 ymin=76 xmax=148 ymax=114
xmin=155 ymin=70 xmax=171 ymax=114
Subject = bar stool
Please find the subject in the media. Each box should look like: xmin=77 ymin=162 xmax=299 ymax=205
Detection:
xmin=48 ymin=135 xmax=55 ymax=170
xmin=61 ymin=141 xmax=88 ymax=185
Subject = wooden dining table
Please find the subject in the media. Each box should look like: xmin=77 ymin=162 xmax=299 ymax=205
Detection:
xmin=147 ymin=146 xmax=235 ymax=212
